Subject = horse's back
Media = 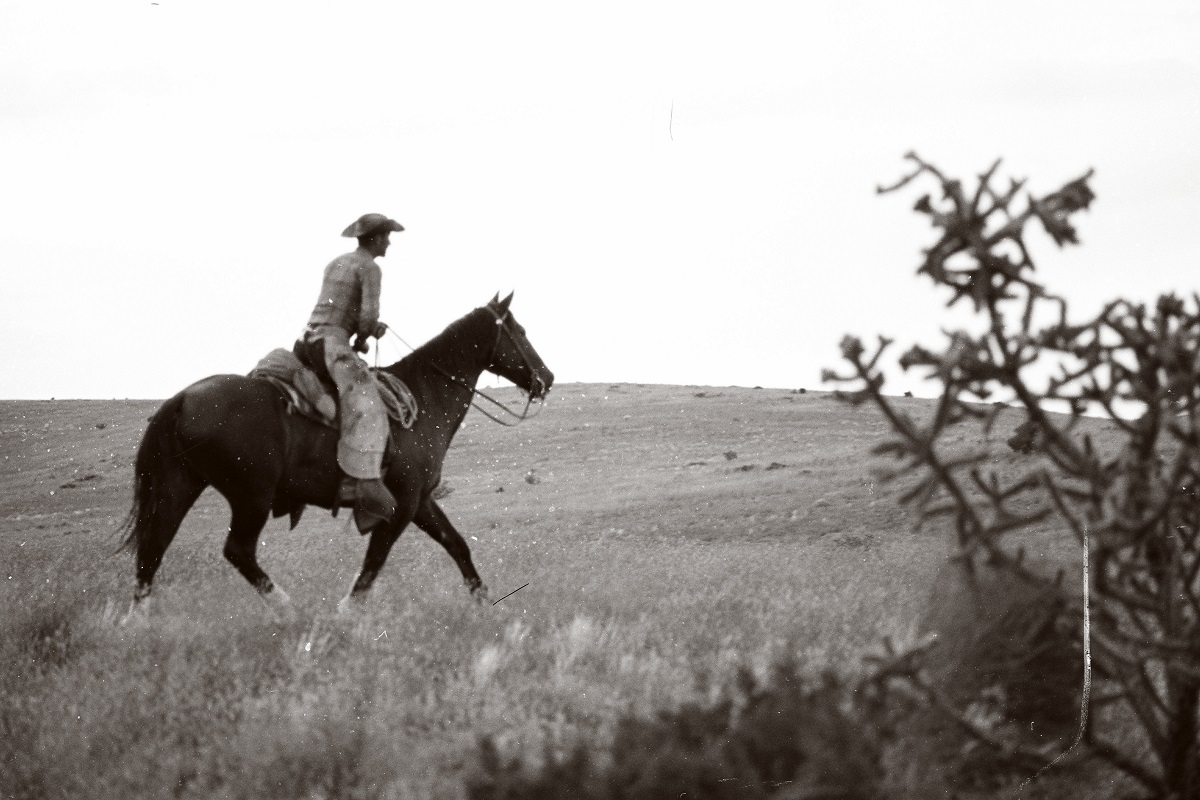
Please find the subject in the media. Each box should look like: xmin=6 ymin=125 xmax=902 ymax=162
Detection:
xmin=177 ymin=374 xmax=282 ymax=432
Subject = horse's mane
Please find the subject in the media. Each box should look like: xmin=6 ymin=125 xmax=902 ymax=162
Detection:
xmin=385 ymin=306 xmax=491 ymax=377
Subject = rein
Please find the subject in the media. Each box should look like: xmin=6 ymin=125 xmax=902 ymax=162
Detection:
xmin=383 ymin=310 xmax=545 ymax=427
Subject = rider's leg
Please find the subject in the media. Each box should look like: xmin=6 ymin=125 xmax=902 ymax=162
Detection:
xmin=321 ymin=337 xmax=395 ymax=532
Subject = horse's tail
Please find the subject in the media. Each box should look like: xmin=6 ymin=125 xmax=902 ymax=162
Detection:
xmin=117 ymin=391 xmax=189 ymax=554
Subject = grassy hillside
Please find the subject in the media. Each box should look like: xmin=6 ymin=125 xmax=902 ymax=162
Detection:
xmin=0 ymin=384 xmax=1121 ymax=798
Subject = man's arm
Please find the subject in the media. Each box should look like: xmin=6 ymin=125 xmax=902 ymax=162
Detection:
xmin=357 ymin=261 xmax=382 ymax=340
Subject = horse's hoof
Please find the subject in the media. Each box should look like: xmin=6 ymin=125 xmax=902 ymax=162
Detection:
xmin=95 ymin=599 xmax=123 ymax=628
xmin=337 ymin=594 xmax=365 ymax=616
xmin=471 ymin=585 xmax=490 ymax=606
xmin=262 ymin=587 xmax=296 ymax=624
xmin=119 ymin=600 xmax=150 ymax=628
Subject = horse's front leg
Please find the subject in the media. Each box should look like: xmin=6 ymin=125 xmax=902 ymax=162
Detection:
xmin=338 ymin=513 xmax=410 ymax=614
xmin=413 ymin=497 xmax=488 ymax=605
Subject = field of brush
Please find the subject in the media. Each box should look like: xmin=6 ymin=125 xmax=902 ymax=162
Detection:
xmin=1 ymin=384 xmax=1121 ymax=799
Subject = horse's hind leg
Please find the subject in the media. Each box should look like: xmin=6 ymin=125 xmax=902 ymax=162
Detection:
xmin=221 ymin=496 xmax=293 ymax=621
xmin=129 ymin=476 xmax=206 ymax=618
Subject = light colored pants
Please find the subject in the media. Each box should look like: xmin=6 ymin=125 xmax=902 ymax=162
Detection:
xmin=305 ymin=328 xmax=388 ymax=479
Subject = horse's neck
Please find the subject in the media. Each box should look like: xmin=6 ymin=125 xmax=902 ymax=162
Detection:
xmin=389 ymin=312 xmax=489 ymax=408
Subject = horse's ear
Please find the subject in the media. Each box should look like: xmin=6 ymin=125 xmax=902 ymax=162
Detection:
xmin=500 ymin=291 xmax=514 ymax=310
xmin=490 ymin=292 xmax=500 ymax=305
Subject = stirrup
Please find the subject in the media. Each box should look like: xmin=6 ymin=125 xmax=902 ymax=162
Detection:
xmin=334 ymin=478 xmax=396 ymax=535
xmin=335 ymin=477 xmax=358 ymax=508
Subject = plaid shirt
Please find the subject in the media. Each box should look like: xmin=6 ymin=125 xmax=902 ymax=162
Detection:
xmin=305 ymin=247 xmax=382 ymax=340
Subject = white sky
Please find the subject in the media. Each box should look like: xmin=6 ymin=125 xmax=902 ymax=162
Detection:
xmin=3 ymin=1 xmax=1199 ymax=399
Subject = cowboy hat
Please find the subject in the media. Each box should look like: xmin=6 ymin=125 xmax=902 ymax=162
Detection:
xmin=341 ymin=213 xmax=405 ymax=237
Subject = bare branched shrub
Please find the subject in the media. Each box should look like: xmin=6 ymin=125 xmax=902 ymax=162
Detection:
xmin=827 ymin=153 xmax=1200 ymax=798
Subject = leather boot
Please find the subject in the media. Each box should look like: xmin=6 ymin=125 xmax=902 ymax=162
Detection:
xmin=337 ymin=477 xmax=397 ymax=535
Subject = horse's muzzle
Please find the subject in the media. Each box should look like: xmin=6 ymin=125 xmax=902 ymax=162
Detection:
xmin=531 ymin=370 xmax=554 ymax=400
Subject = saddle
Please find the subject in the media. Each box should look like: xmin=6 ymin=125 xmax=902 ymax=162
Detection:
xmin=247 ymin=348 xmax=418 ymax=431
xmin=247 ymin=348 xmax=416 ymax=533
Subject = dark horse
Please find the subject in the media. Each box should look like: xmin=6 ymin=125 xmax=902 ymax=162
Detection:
xmin=119 ymin=293 xmax=553 ymax=619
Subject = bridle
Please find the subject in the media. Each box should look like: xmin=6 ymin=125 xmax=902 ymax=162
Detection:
xmin=384 ymin=305 xmax=548 ymax=426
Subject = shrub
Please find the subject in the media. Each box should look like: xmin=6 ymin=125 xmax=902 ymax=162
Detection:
xmin=0 ymin=589 xmax=91 ymax=674
xmin=912 ymin=560 xmax=1082 ymax=787
xmin=465 ymin=658 xmax=887 ymax=800
xmin=826 ymin=153 xmax=1200 ymax=797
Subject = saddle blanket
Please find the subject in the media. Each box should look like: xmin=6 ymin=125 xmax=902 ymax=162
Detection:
xmin=248 ymin=349 xmax=417 ymax=430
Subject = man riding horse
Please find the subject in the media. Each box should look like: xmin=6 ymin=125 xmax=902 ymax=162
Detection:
xmin=294 ymin=212 xmax=404 ymax=533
